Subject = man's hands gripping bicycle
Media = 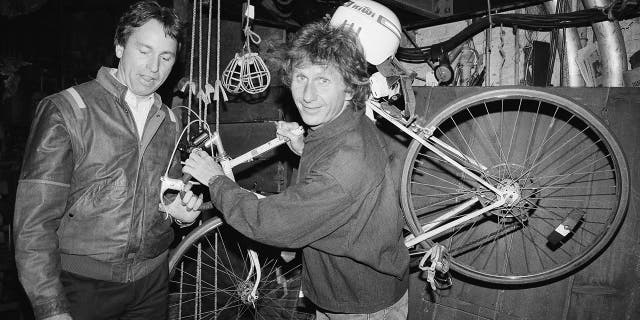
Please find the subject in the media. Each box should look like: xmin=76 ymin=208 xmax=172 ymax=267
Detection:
xmin=276 ymin=121 xmax=304 ymax=156
xmin=163 ymin=183 xmax=203 ymax=226
xmin=183 ymin=122 xmax=305 ymax=183
xmin=182 ymin=148 xmax=225 ymax=186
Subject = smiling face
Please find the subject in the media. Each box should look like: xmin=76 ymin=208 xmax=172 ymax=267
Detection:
xmin=115 ymin=19 xmax=177 ymax=99
xmin=290 ymin=62 xmax=353 ymax=129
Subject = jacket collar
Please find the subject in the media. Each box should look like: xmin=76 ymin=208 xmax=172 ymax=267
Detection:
xmin=305 ymin=104 xmax=363 ymax=143
xmin=95 ymin=67 xmax=162 ymax=111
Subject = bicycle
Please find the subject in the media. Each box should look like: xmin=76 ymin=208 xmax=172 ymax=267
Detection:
xmin=165 ymin=86 xmax=629 ymax=319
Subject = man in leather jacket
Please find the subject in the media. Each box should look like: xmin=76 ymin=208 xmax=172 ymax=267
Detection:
xmin=13 ymin=2 xmax=202 ymax=319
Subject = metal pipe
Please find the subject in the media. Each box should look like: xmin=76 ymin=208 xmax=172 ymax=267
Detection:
xmin=581 ymin=0 xmax=627 ymax=86
xmin=515 ymin=23 xmax=520 ymax=85
xmin=544 ymin=0 xmax=586 ymax=86
xmin=485 ymin=27 xmax=492 ymax=86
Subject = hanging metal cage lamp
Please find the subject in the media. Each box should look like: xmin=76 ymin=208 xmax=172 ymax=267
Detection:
xmin=241 ymin=52 xmax=271 ymax=94
xmin=222 ymin=53 xmax=245 ymax=94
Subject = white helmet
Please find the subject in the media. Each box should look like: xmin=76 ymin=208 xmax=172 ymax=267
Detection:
xmin=330 ymin=0 xmax=401 ymax=65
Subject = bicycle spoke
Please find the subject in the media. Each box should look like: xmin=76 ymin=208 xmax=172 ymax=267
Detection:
xmin=169 ymin=221 xmax=311 ymax=319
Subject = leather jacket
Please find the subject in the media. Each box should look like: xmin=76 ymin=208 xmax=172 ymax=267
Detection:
xmin=13 ymin=67 xmax=182 ymax=319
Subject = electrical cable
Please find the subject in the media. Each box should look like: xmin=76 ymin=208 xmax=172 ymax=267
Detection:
xmin=186 ymin=0 xmax=197 ymax=137
xmin=397 ymin=1 xmax=640 ymax=63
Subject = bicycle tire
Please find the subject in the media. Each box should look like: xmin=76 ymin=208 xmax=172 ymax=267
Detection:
xmin=401 ymin=88 xmax=629 ymax=285
xmin=168 ymin=217 xmax=313 ymax=319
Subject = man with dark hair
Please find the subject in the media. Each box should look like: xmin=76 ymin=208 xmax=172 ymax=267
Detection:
xmin=13 ymin=1 xmax=202 ymax=319
xmin=183 ymin=21 xmax=409 ymax=319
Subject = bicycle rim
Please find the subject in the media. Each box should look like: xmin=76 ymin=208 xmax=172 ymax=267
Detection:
xmin=401 ymin=88 xmax=629 ymax=285
xmin=168 ymin=217 xmax=313 ymax=319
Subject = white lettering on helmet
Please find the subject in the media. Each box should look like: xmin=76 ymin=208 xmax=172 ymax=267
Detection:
xmin=341 ymin=1 xmax=400 ymax=40
xmin=377 ymin=14 xmax=401 ymax=40
xmin=343 ymin=1 xmax=376 ymax=19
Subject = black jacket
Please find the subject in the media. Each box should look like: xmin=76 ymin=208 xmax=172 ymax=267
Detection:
xmin=13 ymin=67 xmax=182 ymax=319
xmin=208 ymin=107 xmax=409 ymax=313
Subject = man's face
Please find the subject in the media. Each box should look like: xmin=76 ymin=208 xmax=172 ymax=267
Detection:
xmin=115 ymin=19 xmax=177 ymax=98
xmin=290 ymin=63 xmax=353 ymax=129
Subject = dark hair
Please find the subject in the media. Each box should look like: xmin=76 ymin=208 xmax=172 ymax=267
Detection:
xmin=282 ymin=21 xmax=370 ymax=110
xmin=114 ymin=1 xmax=182 ymax=47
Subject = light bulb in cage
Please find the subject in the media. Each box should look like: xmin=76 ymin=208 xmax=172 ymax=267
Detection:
xmin=240 ymin=52 xmax=271 ymax=94
xmin=222 ymin=53 xmax=244 ymax=94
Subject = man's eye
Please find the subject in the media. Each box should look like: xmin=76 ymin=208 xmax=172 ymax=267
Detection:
xmin=139 ymin=50 xmax=149 ymax=55
xmin=162 ymin=56 xmax=173 ymax=62
xmin=295 ymin=74 xmax=305 ymax=81
xmin=318 ymin=78 xmax=330 ymax=85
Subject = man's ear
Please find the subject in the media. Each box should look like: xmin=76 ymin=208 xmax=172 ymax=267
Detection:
xmin=115 ymin=44 xmax=124 ymax=59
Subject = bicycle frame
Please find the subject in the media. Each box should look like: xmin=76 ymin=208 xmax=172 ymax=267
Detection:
xmin=166 ymin=97 xmax=520 ymax=303
xmin=365 ymin=100 xmax=510 ymax=248
xmin=165 ymin=102 xmax=509 ymax=252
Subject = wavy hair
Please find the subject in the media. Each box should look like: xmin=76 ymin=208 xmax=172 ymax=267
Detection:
xmin=282 ymin=21 xmax=370 ymax=110
xmin=114 ymin=1 xmax=183 ymax=48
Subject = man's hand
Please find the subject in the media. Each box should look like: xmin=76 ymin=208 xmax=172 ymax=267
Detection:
xmin=276 ymin=121 xmax=304 ymax=156
xmin=182 ymin=149 xmax=225 ymax=185
xmin=165 ymin=189 xmax=203 ymax=224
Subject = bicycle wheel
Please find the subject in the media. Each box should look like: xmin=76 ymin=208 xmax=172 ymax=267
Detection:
xmin=168 ymin=217 xmax=313 ymax=319
xmin=401 ymin=88 xmax=629 ymax=285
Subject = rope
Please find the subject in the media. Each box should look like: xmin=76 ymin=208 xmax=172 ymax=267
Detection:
xmin=216 ymin=0 xmax=222 ymax=136
xmin=198 ymin=0 xmax=203 ymax=131
xmin=186 ymin=0 xmax=197 ymax=137
xmin=243 ymin=0 xmax=262 ymax=54
xmin=204 ymin=0 xmax=213 ymax=133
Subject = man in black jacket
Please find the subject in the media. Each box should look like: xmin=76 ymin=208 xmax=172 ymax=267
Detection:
xmin=13 ymin=2 xmax=202 ymax=319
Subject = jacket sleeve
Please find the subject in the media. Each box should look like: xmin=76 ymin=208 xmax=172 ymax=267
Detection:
xmin=208 ymin=168 xmax=355 ymax=249
xmin=13 ymin=98 xmax=74 ymax=319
